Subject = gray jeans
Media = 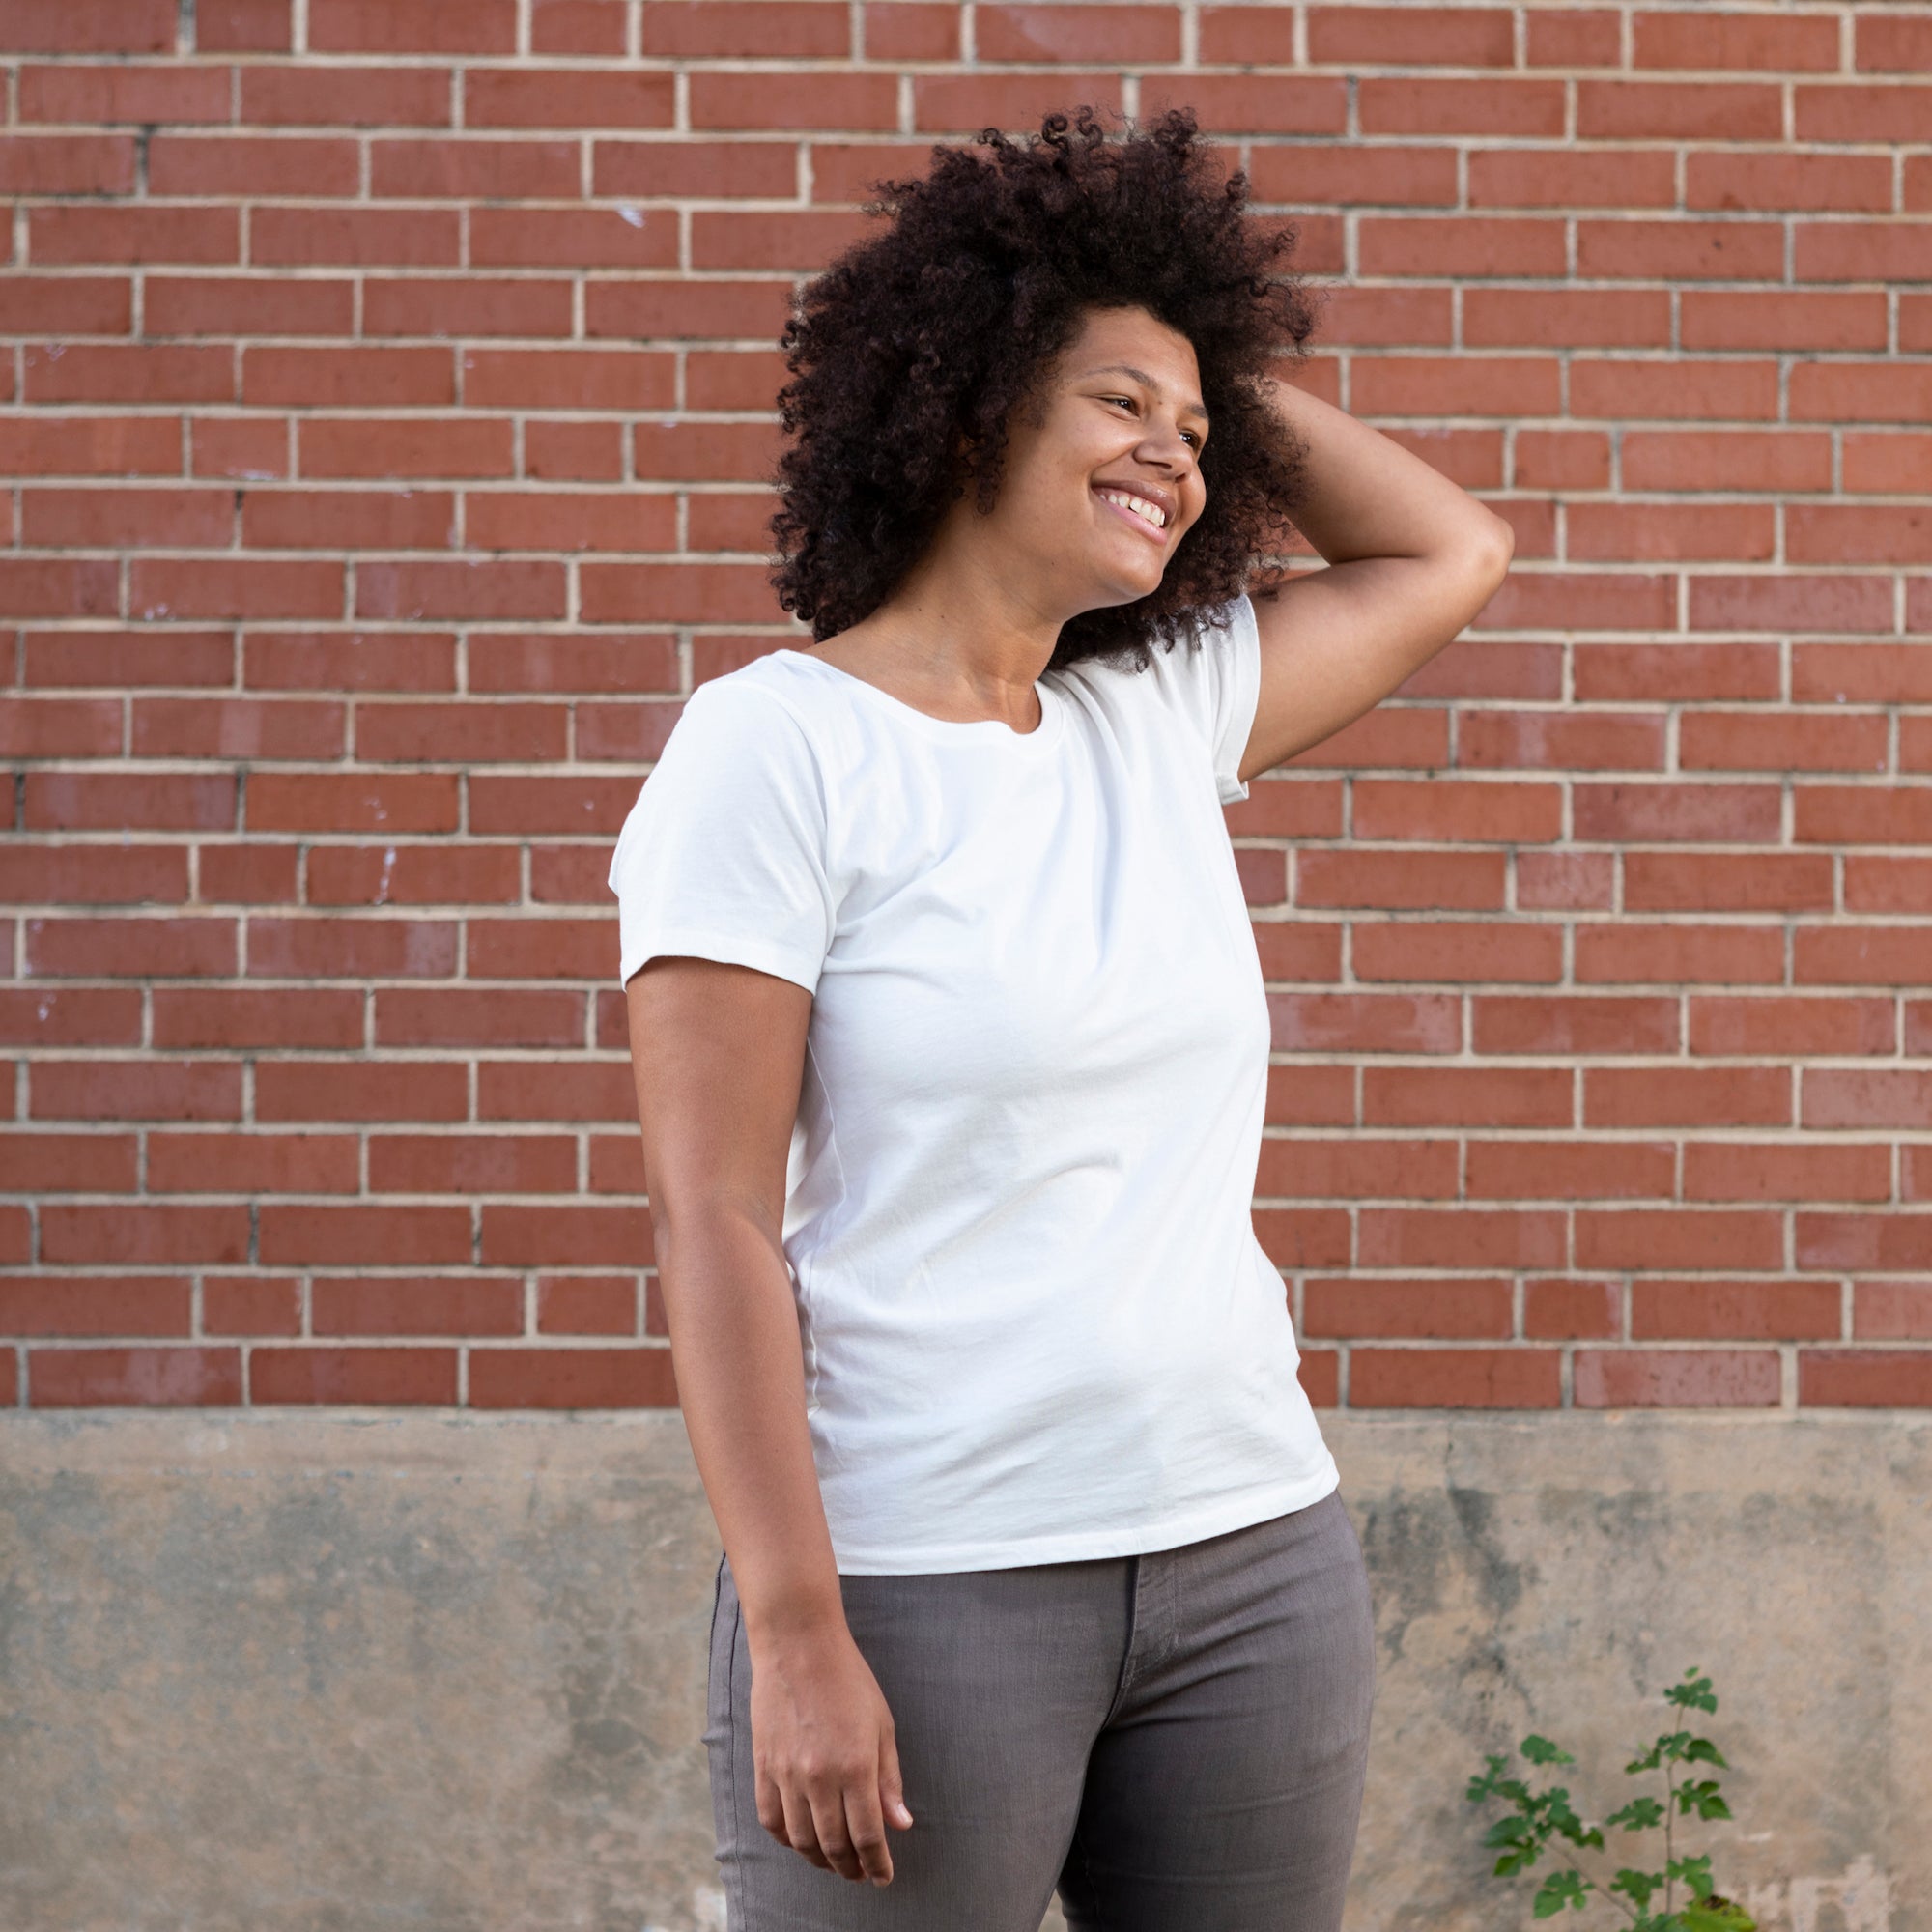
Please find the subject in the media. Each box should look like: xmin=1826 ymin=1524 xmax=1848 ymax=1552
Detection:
xmin=704 ymin=1486 xmax=1378 ymax=1929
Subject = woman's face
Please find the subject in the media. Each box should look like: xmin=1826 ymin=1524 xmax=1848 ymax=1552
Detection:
xmin=983 ymin=304 xmax=1209 ymax=614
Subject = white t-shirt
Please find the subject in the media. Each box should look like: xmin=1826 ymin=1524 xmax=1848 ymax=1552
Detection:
xmin=608 ymin=593 xmax=1340 ymax=1575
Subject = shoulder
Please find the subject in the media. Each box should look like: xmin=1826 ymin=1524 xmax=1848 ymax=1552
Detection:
xmin=654 ymin=653 xmax=842 ymax=781
xmin=1057 ymin=595 xmax=1261 ymax=803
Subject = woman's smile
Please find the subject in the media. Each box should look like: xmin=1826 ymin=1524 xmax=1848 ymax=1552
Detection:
xmin=1093 ymin=481 xmax=1175 ymax=543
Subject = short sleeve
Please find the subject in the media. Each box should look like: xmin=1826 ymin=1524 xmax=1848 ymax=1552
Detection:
xmin=606 ymin=675 xmax=836 ymax=995
xmin=1153 ymin=594 xmax=1264 ymax=803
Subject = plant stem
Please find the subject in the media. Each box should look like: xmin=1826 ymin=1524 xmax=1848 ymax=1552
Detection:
xmin=1663 ymin=1762 xmax=1677 ymax=1918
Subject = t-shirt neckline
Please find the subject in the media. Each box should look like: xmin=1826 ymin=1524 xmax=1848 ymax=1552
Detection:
xmin=776 ymin=648 xmax=1065 ymax=749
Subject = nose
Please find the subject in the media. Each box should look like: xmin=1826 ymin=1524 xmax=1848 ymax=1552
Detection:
xmin=1135 ymin=412 xmax=1196 ymax=474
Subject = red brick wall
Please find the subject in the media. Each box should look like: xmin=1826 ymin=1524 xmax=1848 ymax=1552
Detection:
xmin=3 ymin=2 xmax=1927 ymax=1415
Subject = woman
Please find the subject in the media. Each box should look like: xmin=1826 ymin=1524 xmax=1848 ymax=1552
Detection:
xmin=611 ymin=107 xmax=1513 ymax=1929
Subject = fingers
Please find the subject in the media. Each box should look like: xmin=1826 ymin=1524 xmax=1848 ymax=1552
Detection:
xmin=755 ymin=1760 xmax=910 ymax=1885
xmin=880 ymin=1729 xmax=915 ymax=1835
xmin=842 ymin=1777 xmax=894 ymax=1887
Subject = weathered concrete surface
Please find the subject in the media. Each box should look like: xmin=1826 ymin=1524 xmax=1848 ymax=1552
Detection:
xmin=0 ymin=1410 xmax=1922 ymax=1932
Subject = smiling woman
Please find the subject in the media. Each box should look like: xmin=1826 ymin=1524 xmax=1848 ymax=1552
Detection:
xmin=608 ymin=105 xmax=1445 ymax=1932
xmin=769 ymin=105 xmax=1321 ymax=672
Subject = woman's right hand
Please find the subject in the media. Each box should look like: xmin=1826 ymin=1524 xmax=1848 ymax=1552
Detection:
xmin=748 ymin=1624 xmax=916 ymax=1885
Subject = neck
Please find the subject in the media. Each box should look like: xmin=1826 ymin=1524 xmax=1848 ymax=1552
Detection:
xmin=834 ymin=533 xmax=1065 ymax=725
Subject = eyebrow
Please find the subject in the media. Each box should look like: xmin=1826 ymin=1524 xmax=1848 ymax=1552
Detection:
xmin=1077 ymin=362 xmax=1210 ymax=424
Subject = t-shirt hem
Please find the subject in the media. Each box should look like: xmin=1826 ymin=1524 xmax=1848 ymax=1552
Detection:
xmin=618 ymin=924 xmax=823 ymax=995
xmin=826 ymin=1456 xmax=1342 ymax=1576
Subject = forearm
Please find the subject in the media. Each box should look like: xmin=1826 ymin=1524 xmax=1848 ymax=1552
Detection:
xmin=655 ymin=1205 xmax=846 ymax=1656
xmin=1263 ymin=374 xmax=1513 ymax=569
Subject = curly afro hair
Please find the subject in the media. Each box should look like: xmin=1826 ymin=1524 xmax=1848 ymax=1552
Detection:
xmin=767 ymin=104 xmax=1324 ymax=669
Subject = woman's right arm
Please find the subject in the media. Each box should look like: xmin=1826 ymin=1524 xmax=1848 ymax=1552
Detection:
xmin=622 ymin=953 xmax=914 ymax=1889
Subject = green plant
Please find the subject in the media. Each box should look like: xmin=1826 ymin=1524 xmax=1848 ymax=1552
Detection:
xmin=1465 ymin=1665 xmax=1756 ymax=1932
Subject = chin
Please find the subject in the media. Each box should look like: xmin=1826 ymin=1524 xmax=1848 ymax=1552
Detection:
xmin=1071 ymin=577 xmax=1163 ymax=616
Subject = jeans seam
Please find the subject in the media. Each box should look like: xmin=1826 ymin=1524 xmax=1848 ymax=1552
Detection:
xmin=1097 ymin=1550 xmax=1141 ymax=1729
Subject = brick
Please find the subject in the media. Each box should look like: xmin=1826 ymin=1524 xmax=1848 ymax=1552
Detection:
xmin=0 ymin=275 xmax=132 ymax=334
xmin=913 ymin=73 xmax=1128 ymax=134
xmin=374 ymin=989 xmax=583 ymax=1047
xmin=1360 ymin=1206 xmax=1569 ymax=1267
xmin=17 ymin=63 xmax=231 ymax=124
xmin=463 ymin=69 xmax=674 ymax=129
xmin=641 ymin=2 xmax=850 ymax=57
xmin=864 ymin=4 xmax=958 ymax=60
xmin=537 ymin=1275 xmax=639 ymax=1337
xmin=595 ymin=139 xmax=799 ymax=200
xmin=470 ymin=206 xmax=677 ymax=269
xmin=1800 ymin=1350 xmax=1932 ymax=1407
xmin=1690 ymin=996 xmax=1896 ymax=1060
xmin=369 ymin=1128 xmax=576 ymax=1190
xmin=466 ymin=490 xmax=676 ymax=554
xmin=30 ymin=205 xmax=240 ymax=267
xmin=251 ymin=207 xmax=462 ymax=268
xmin=585 ymin=277 xmax=795 ymax=340
xmin=25 ymin=920 xmax=238 ymax=981
xmin=1576 ymin=1209 xmax=1784 ymax=1272
xmin=130 ymin=559 xmax=345 ymax=622
xmin=0 ymin=558 xmax=120 ymax=617
xmin=0 ymin=415 xmax=183 ymax=476
xmin=463 ymin=349 xmax=677 ymax=411
xmin=1 ymin=0 xmax=174 ymax=53
xmin=1353 ymin=779 xmax=1563 ymax=843
xmin=245 ymin=916 xmax=460 ymax=974
xmin=242 ymin=490 xmax=457 ymax=551
xmin=251 ymin=1348 xmax=460 ymax=1402
xmin=145 ymin=274 xmax=357 ymax=336
xmin=475 ymin=1188 xmax=653 ymax=1260
xmin=1310 ymin=6 xmax=1511 ymax=67
xmin=531 ymin=0 xmax=628 ymax=55
xmin=978 ymin=7 xmax=1179 ymax=63
xmin=1303 ymin=1277 xmax=1511 ymax=1340
xmin=23 ymin=487 xmax=236 ymax=550
xmin=1474 ymin=1137 xmax=1676 ymax=1202
xmin=355 ymin=560 xmax=568 ymax=621
xmin=196 ymin=0 xmax=291 ymax=51
xmin=1798 ymin=1214 xmax=1932 ymax=1273
xmin=370 ymin=137 xmax=582 ymax=199
xmin=468 ymin=1345 xmax=676 ymax=1407
xmin=241 ymin=65 xmax=453 ymax=128
xmin=0 ymin=134 xmax=138 ymax=195
xmin=1524 ymin=1277 xmax=1622 ymax=1341
xmin=1574 ymin=1349 xmax=1781 ymax=1408
xmin=308 ymin=843 xmax=518 ymax=905
xmin=29 ymin=1348 xmax=243 ymax=1407
xmin=1574 ymin=923 xmax=1783 ymax=986
xmin=153 ymin=989 xmax=363 ymax=1051
xmin=242 ymin=347 xmax=455 ymax=409
xmin=1256 ymin=1136 xmax=1457 ymax=1200
xmin=257 ymin=1213 xmax=475 ymax=1275
xmin=364 ymin=279 xmax=576 ymax=339
xmin=309 ymin=0 xmax=517 ymax=52
xmin=1585 ymin=1065 xmax=1791 ymax=1128
xmin=1351 ymin=919 xmax=1561 ymax=984
xmin=0 ymin=1275 xmax=187 ymax=1337
xmin=149 ymin=1128 xmax=361 ymax=1190
xmin=311 ymin=1273 xmax=525 ymax=1333
xmin=148 ymin=134 xmax=359 ymax=197
xmin=0 ymin=838 xmax=187 ymax=904
xmin=1350 ymin=1346 xmax=1561 ymax=1407
xmin=690 ymin=71 xmax=899 ymax=132
xmin=299 ymin=417 xmax=516 ymax=479
xmin=40 ymin=1206 xmax=253 ymax=1267
xmin=192 ymin=416 xmax=291 ymax=479
xmin=1684 ymin=1142 xmax=1892 ymax=1205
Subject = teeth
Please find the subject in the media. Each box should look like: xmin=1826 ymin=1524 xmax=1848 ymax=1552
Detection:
xmin=1096 ymin=487 xmax=1167 ymax=530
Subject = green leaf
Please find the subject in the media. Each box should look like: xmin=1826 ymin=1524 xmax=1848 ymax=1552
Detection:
xmin=1522 ymin=1734 xmax=1577 ymax=1766
xmin=1612 ymin=1868 xmax=1664 ymax=1909
xmin=1532 ymin=1870 xmax=1592 ymax=1917
xmin=1683 ymin=1739 xmax=1729 ymax=1768
xmin=1671 ymin=1853 xmax=1716 ymax=1898
xmin=1666 ymin=1670 xmax=1719 ymax=1716
xmin=1607 ymin=1795 xmax=1665 ymax=1831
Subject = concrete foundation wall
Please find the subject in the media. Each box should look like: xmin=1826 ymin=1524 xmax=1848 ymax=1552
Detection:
xmin=1 ymin=1410 xmax=1922 ymax=1931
